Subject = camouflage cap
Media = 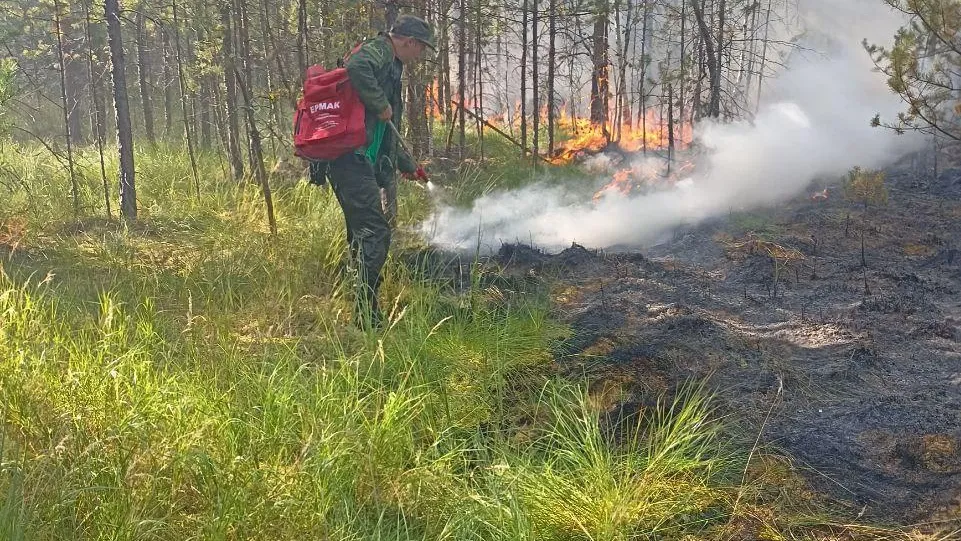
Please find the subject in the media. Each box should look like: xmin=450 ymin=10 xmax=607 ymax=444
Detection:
xmin=390 ymin=14 xmax=436 ymax=51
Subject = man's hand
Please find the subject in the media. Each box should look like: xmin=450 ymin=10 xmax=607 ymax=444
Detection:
xmin=378 ymin=104 xmax=393 ymax=121
xmin=402 ymin=166 xmax=429 ymax=183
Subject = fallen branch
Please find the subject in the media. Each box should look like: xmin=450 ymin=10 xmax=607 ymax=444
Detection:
xmin=446 ymin=98 xmax=553 ymax=165
xmin=8 ymin=125 xmax=69 ymax=169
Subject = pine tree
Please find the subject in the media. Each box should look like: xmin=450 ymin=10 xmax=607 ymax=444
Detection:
xmin=867 ymin=0 xmax=961 ymax=140
xmin=106 ymin=0 xmax=137 ymax=220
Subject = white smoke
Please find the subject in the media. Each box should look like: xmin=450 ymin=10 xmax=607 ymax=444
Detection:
xmin=421 ymin=1 xmax=922 ymax=252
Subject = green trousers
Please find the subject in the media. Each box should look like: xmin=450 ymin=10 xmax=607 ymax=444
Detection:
xmin=327 ymin=152 xmax=391 ymax=326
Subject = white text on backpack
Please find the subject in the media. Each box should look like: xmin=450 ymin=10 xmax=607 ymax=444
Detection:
xmin=310 ymin=101 xmax=341 ymax=114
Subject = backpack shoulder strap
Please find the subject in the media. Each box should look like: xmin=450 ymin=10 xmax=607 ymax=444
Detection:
xmin=336 ymin=40 xmax=367 ymax=68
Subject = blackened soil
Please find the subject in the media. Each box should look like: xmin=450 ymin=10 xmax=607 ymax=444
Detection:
xmin=505 ymin=163 xmax=961 ymax=523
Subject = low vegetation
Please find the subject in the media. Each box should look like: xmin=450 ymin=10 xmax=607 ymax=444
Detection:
xmin=0 ymin=142 xmax=953 ymax=539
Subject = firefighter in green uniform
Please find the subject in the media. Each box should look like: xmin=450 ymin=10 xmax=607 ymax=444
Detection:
xmin=327 ymin=14 xmax=434 ymax=328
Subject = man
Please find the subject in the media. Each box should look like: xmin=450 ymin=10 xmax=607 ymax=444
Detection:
xmin=327 ymin=14 xmax=434 ymax=328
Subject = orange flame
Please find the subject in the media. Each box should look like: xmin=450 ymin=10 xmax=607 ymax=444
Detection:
xmin=593 ymin=157 xmax=697 ymax=201
xmin=550 ymin=120 xmax=609 ymax=164
xmin=550 ymin=108 xmax=693 ymax=165
xmin=422 ymin=90 xmax=693 ymax=166
xmin=594 ymin=167 xmax=640 ymax=201
xmin=428 ymin=80 xmax=444 ymax=120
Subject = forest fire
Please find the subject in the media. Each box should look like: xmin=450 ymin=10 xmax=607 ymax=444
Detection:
xmin=550 ymin=108 xmax=693 ymax=165
xmin=595 ymin=167 xmax=635 ymax=199
xmin=423 ymin=90 xmax=696 ymax=170
xmin=592 ymin=157 xmax=696 ymax=201
xmin=551 ymin=120 xmax=609 ymax=163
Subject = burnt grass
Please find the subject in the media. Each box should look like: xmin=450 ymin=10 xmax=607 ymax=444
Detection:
xmin=490 ymin=161 xmax=961 ymax=524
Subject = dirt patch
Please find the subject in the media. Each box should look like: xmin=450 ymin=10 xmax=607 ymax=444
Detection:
xmin=512 ymin=164 xmax=961 ymax=522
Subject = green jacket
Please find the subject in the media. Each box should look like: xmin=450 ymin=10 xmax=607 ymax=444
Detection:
xmin=345 ymin=33 xmax=416 ymax=175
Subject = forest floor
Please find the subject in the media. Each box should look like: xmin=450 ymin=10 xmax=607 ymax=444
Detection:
xmin=6 ymin=138 xmax=961 ymax=537
xmin=490 ymin=156 xmax=961 ymax=524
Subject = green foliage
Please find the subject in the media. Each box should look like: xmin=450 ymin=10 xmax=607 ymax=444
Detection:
xmin=0 ymin=142 xmax=941 ymax=540
xmin=727 ymin=209 xmax=784 ymax=240
xmin=844 ymin=166 xmax=888 ymax=208
xmin=0 ymin=58 xmax=15 ymax=132
xmin=866 ymin=0 xmax=961 ymax=139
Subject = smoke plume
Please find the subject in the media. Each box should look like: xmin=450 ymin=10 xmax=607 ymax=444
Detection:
xmin=421 ymin=1 xmax=922 ymax=252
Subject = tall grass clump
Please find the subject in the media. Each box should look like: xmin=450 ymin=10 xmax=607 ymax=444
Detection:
xmin=0 ymin=142 xmax=949 ymax=540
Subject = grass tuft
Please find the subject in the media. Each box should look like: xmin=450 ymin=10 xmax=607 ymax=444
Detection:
xmin=0 ymin=142 xmax=952 ymax=539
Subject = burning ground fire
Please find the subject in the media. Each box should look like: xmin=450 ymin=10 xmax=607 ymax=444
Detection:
xmin=591 ymin=154 xmax=697 ymax=201
xmin=423 ymin=88 xmax=701 ymax=202
xmin=426 ymin=87 xmax=693 ymax=166
xmin=550 ymin=106 xmax=693 ymax=165
xmin=421 ymin=1 xmax=920 ymax=256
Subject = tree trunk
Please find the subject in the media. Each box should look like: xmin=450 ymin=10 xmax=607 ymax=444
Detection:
xmin=186 ymin=36 xmax=201 ymax=144
xmin=547 ymin=0 xmax=556 ymax=155
xmin=407 ymin=60 xmax=430 ymax=157
xmin=54 ymin=0 xmax=80 ymax=217
xmin=200 ymin=78 xmax=212 ymax=149
xmin=457 ymin=0 xmax=467 ymax=157
xmin=384 ymin=0 xmax=399 ymax=28
xmin=616 ymin=0 xmax=632 ymax=137
xmin=63 ymin=15 xmax=85 ymax=145
xmin=259 ymin=5 xmax=282 ymax=154
xmin=172 ymin=0 xmax=201 ymax=195
xmin=520 ymin=0 xmax=528 ymax=151
xmin=406 ymin=1 xmax=430 ymax=157
xmin=426 ymin=5 xmax=436 ymax=155
xmin=692 ymin=17 xmax=703 ymax=122
xmin=319 ymin=0 xmax=332 ymax=62
xmin=84 ymin=2 xmax=111 ymax=218
xmin=473 ymin=0 xmax=485 ymax=159
xmin=212 ymin=81 xmax=230 ymax=153
xmin=716 ymin=0 xmax=726 ymax=116
xmin=755 ymin=0 xmax=772 ymax=113
xmin=87 ymin=26 xmax=109 ymax=147
xmin=262 ymin=0 xmax=295 ymax=111
xmin=568 ymin=40 xmax=577 ymax=130
xmin=106 ymin=0 xmax=137 ymax=220
xmin=501 ymin=28 xmax=514 ymax=136
xmin=612 ymin=0 xmax=621 ymax=137
xmin=532 ymin=0 xmax=539 ymax=165
xmin=236 ymin=0 xmax=253 ymax=160
xmin=742 ymin=2 xmax=760 ymax=104
xmin=236 ymin=0 xmax=277 ymax=235
xmin=590 ymin=0 xmax=609 ymax=129
xmin=162 ymin=31 xmax=175 ymax=136
xmin=691 ymin=0 xmax=720 ymax=118
xmin=222 ymin=0 xmax=245 ymax=180
xmin=297 ymin=0 xmax=310 ymax=76
xmin=678 ymin=0 xmax=686 ymax=137
xmin=440 ymin=0 xmax=452 ymax=123
xmin=638 ymin=0 xmax=650 ymax=151
xmin=722 ymin=3 xmax=735 ymax=119
xmin=136 ymin=7 xmax=155 ymax=144
xmin=667 ymin=83 xmax=675 ymax=167
xmin=297 ymin=0 xmax=309 ymax=76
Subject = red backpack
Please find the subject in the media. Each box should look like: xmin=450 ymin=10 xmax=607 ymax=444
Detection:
xmin=293 ymin=45 xmax=366 ymax=161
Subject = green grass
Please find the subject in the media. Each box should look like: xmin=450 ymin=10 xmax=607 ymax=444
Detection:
xmin=0 ymin=140 xmax=950 ymax=540
xmin=725 ymin=208 xmax=787 ymax=241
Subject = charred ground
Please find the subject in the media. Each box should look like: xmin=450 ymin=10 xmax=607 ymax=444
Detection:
xmin=488 ymin=159 xmax=961 ymax=523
